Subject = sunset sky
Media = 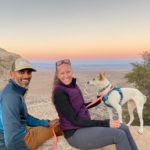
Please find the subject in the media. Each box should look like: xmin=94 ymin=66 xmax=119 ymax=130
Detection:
xmin=0 ymin=0 xmax=150 ymax=60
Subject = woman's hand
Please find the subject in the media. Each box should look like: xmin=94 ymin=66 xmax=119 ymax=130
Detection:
xmin=109 ymin=120 xmax=121 ymax=128
xmin=49 ymin=119 xmax=59 ymax=128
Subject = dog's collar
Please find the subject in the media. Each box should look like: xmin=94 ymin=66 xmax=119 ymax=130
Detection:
xmin=98 ymin=83 xmax=111 ymax=93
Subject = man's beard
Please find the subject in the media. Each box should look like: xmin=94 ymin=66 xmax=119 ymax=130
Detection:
xmin=14 ymin=79 xmax=29 ymax=89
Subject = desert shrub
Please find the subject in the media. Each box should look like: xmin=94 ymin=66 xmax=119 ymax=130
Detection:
xmin=125 ymin=51 xmax=150 ymax=125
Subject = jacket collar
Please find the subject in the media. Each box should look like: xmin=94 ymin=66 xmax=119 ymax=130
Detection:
xmin=9 ymin=79 xmax=27 ymax=96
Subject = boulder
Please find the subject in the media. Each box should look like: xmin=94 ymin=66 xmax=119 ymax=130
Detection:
xmin=0 ymin=48 xmax=20 ymax=79
xmin=37 ymin=126 xmax=150 ymax=150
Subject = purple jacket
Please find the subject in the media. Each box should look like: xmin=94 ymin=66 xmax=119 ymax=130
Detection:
xmin=53 ymin=79 xmax=91 ymax=130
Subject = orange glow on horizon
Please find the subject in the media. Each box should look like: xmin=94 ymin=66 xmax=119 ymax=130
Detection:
xmin=17 ymin=48 xmax=143 ymax=60
xmin=3 ymin=43 xmax=148 ymax=60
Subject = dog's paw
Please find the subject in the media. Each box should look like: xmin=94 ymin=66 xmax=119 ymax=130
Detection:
xmin=137 ymin=128 xmax=143 ymax=134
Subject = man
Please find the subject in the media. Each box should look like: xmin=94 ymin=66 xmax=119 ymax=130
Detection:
xmin=0 ymin=58 xmax=62 ymax=150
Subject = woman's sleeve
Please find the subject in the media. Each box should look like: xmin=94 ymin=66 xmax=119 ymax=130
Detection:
xmin=53 ymin=89 xmax=109 ymax=127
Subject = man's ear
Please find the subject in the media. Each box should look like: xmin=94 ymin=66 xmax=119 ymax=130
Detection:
xmin=9 ymin=71 xmax=14 ymax=79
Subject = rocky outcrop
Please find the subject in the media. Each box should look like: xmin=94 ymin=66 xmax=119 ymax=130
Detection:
xmin=37 ymin=126 xmax=150 ymax=150
xmin=0 ymin=48 xmax=20 ymax=77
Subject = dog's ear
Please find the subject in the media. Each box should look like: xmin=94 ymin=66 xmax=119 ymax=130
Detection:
xmin=99 ymin=73 xmax=104 ymax=80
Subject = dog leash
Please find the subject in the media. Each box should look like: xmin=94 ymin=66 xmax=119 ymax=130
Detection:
xmin=52 ymin=128 xmax=57 ymax=150
xmin=86 ymin=94 xmax=103 ymax=108
xmin=86 ymin=85 xmax=114 ymax=108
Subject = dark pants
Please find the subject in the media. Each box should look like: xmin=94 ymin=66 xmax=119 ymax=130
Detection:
xmin=67 ymin=124 xmax=138 ymax=150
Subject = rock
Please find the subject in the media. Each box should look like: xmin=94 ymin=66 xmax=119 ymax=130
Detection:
xmin=0 ymin=48 xmax=20 ymax=71
xmin=0 ymin=48 xmax=20 ymax=81
xmin=37 ymin=126 xmax=150 ymax=150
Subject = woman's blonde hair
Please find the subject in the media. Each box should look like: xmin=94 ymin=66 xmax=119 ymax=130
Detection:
xmin=52 ymin=67 xmax=58 ymax=103
xmin=53 ymin=68 xmax=58 ymax=88
xmin=52 ymin=60 xmax=72 ymax=102
xmin=52 ymin=59 xmax=71 ymax=91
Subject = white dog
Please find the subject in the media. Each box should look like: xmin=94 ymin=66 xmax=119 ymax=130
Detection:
xmin=87 ymin=73 xmax=147 ymax=134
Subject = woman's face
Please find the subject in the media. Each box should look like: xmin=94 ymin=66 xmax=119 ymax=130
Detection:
xmin=56 ymin=64 xmax=73 ymax=85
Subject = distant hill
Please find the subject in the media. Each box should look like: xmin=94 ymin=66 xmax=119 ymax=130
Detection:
xmin=0 ymin=48 xmax=20 ymax=77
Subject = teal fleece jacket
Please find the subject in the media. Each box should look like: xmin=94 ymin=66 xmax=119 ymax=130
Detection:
xmin=0 ymin=80 xmax=49 ymax=150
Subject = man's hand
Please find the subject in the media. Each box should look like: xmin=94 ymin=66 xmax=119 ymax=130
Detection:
xmin=109 ymin=120 xmax=121 ymax=128
xmin=49 ymin=119 xmax=59 ymax=128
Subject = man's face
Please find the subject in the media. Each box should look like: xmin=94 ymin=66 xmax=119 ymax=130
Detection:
xmin=10 ymin=69 xmax=33 ymax=89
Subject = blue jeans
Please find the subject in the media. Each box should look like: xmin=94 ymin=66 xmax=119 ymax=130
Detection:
xmin=67 ymin=124 xmax=138 ymax=150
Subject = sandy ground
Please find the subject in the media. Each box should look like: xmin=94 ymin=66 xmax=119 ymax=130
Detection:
xmin=1 ymin=68 xmax=149 ymax=150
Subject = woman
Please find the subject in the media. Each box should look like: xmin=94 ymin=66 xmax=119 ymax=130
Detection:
xmin=52 ymin=59 xmax=138 ymax=150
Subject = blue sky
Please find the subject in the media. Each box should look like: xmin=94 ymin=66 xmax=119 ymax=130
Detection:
xmin=0 ymin=0 xmax=150 ymax=60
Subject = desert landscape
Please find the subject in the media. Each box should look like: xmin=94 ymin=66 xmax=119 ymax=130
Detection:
xmin=0 ymin=49 xmax=150 ymax=150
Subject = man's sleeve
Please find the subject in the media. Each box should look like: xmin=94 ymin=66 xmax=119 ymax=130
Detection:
xmin=26 ymin=114 xmax=49 ymax=127
xmin=2 ymin=94 xmax=29 ymax=150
